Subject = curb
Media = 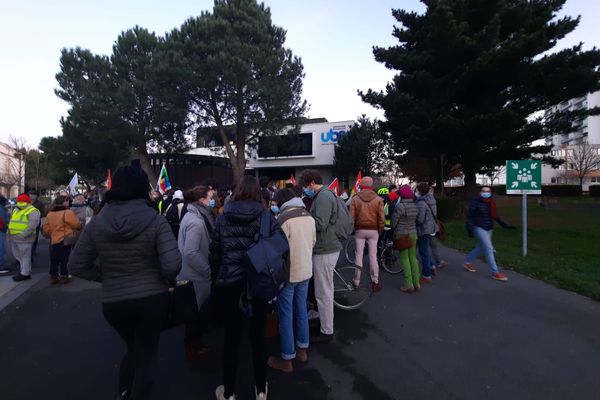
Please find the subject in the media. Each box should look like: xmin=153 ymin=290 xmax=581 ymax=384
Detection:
xmin=0 ymin=273 xmax=46 ymax=312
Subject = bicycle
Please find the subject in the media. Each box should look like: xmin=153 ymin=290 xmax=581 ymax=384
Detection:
xmin=333 ymin=264 xmax=371 ymax=310
xmin=343 ymin=229 xmax=403 ymax=274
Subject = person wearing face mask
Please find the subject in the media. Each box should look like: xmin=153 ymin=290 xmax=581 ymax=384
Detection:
xmin=178 ymin=185 xmax=216 ymax=365
xmin=464 ymin=186 xmax=515 ymax=281
xmin=8 ymin=194 xmax=41 ymax=282
xmin=299 ymin=169 xmax=341 ymax=343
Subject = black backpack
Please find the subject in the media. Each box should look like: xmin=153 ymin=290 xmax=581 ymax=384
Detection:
xmin=165 ymin=202 xmax=185 ymax=237
xmin=244 ymin=211 xmax=289 ymax=302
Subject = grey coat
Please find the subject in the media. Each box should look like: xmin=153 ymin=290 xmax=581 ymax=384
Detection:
xmin=68 ymin=199 xmax=181 ymax=304
xmin=177 ymin=202 xmax=214 ymax=308
xmin=392 ymin=198 xmax=418 ymax=236
xmin=416 ymin=193 xmax=438 ymax=236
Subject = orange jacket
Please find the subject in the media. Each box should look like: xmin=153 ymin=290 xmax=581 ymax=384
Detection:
xmin=350 ymin=190 xmax=385 ymax=233
xmin=42 ymin=208 xmax=82 ymax=245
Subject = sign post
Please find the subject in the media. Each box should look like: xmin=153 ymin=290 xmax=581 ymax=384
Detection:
xmin=506 ymin=160 xmax=542 ymax=257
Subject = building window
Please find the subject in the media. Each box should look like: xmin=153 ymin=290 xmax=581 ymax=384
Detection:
xmin=257 ymin=133 xmax=313 ymax=158
xmin=591 ymin=177 xmax=600 ymax=183
xmin=551 ymin=177 xmax=562 ymax=184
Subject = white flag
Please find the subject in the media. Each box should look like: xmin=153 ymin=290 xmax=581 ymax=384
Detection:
xmin=68 ymin=173 xmax=79 ymax=195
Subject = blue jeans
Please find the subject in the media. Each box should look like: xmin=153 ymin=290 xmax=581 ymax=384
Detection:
xmin=0 ymin=231 xmax=6 ymax=268
xmin=277 ymin=279 xmax=310 ymax=360
xmin=417 ymin=234 xmax=433 ymax=278
xmin=466 ymin=227 xmax=499 ymax=273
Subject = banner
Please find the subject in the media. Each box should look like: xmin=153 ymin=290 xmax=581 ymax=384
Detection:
xmin=328 ymin=178 xmax=339 ymax=195
xmin=157 ymin=165 xmax=172 ymax=194
xmin=290 ymin=174 xmax=296 ymax=186
xmin=68 ymin=173 xmax=79 ymax=195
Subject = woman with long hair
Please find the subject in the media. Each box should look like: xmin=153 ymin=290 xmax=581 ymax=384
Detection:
xmin=68 ymin=166 xmax=181 ymax=400
xmin=211 ymin=175 xmax=282 ymax=400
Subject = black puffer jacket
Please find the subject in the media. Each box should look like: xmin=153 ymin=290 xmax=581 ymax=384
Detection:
xmin=68 ymin=199 xmax=182 ymax=303
xmin=210 ymin=200 xmax=281 ymax=287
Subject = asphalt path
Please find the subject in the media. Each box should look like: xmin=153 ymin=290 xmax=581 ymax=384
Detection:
xmin=1 ymin=244 xmax=599 ymax=400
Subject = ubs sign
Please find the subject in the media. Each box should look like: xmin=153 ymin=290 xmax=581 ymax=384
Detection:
xmin=320 ymin=126 xmax=349 ymax=145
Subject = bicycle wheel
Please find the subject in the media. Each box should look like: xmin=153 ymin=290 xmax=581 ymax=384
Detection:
xmin=333 ymin=265 xmax=371 ymax=310
xmin=380 ymin=242 xmax=403 ymax=274
xmin=344 ymin=237 xmax=356 ymax=264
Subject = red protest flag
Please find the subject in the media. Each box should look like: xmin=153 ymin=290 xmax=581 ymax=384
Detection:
xmin=328 ymin=178 xmax=339 ymax=195
xmin=352 ymin=171 xmax=363 ymax=194
xmin=107 ymin=169 xmax=112 ymax=190
xmin=290 ymin=174 xmax=296 ymax=186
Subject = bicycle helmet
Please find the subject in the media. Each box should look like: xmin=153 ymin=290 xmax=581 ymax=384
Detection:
xmin=377 ymin=187 xmax=390 ymax=195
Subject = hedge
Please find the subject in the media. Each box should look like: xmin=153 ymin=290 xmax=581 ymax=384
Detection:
xmin=590 ymin=185 xmax=600 ymax=197
xmin=541 ymin=185 xmax=581 ymax=197
xmin=436 ymin=197 xmax=463 ymax=221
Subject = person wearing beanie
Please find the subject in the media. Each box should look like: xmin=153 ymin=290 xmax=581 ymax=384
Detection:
xmin=68 ymin=166 xmax=181 ymax=400
xmin=0 ymin=195 xmax=10 ymax=272
xmin=165 ymin=189 xmax=186 ymax=239
xmin=391 ymin=185 xmax=420 ymax=292
xmin=8 ymin=193 xmax=41 ymax=281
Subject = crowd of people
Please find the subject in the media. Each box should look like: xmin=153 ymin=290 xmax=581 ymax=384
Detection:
xmin=0 ymin=165 xmax=514 ymax=400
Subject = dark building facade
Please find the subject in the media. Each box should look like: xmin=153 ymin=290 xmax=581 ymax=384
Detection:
xmin=150 ymin=153 xmax=233 ymax=190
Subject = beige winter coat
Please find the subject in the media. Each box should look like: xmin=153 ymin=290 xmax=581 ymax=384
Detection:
xmin=278 ymin=198 xmax=317 ymax=283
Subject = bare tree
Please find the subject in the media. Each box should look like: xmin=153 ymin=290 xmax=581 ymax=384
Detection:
xmin=565 ymin=143 xmax=600 ymax=188
xmin=481 ymin=166 xmax=506 ymax=186
xmin=3 ymin=136 xmax=29 ymax=195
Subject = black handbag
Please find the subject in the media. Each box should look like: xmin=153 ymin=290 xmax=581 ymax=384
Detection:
xmin=164 ymin=281 xmax=198 ymax=330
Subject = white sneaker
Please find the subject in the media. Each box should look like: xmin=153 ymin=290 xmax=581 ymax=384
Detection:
xmin=216 ymin=385 xmax=236 ymax=400
xmin=255 ymin=383 xmax=268 ymax=400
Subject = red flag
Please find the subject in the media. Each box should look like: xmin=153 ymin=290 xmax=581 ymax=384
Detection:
xmin=106 ymin=169 xmax=112 ymax=190
xmin=352 ymin=171 xmax=363 ymax=194
xmin=328 ymin=178 xmax=339 ymax=195
xmin=290 ymin=174 xmax=296 ymax=186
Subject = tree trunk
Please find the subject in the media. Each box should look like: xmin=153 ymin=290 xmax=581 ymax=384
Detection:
xmin=436 ymin=154 xmax=445 ymax=196
xmin=463 ymin=167 xmax=477 ymax=195
xmin=136 ymin=145 xmax=157 ymax=185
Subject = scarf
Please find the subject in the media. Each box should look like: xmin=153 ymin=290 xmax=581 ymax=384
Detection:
xmin=481 ymin=197 xmax=498 ymax=219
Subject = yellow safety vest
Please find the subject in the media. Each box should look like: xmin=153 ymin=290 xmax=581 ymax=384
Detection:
xmin=8 ymin=206 xmax=37 ymax=236
xmin=384 ymin=203 xmax=391 ymax=227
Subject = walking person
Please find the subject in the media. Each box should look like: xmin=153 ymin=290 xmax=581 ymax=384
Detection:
xmin=415 ymin=183 xmax=437 ymax=283
xmin=392 ymin=185 xmax=420 ymax=293
xmin=350 ymin=176 xmax=385 ymax=292
xmin=178 ymin=185 xmax=216 ymax=364
xmin=210 ymin=176 xmax=281 ymax=400
xmin=463 ymin=186 xmax=515 ymax=281
xmin=0 ymin=196 xmax=10 ymax=272
xmin=267 ymin=188 xmax=316 ymax=373
xmin=42 ymin=196 xmax=82 ymax=284
xmin=300 ymin=169 xmax=341 ymax=343
xmin=68 ymin=166 xmax=181 ymax=400
xmin=8 ymin=194 xmax=41 ymax=282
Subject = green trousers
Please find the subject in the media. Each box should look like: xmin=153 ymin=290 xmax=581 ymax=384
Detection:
xmin=397 ymin=233 xmax=419 ymax=288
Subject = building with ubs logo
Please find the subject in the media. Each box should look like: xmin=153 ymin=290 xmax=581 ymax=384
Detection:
xmin=249 ymin=118 xmax=353 ymax=185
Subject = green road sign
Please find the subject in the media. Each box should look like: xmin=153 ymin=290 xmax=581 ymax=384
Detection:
xmin=506 ymin=160 xmax=542 ymax=195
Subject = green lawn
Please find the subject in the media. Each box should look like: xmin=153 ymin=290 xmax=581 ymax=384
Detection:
xmin=443 ymin=196 xmax=600 ymax=301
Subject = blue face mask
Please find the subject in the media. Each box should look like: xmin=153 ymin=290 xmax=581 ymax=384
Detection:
xmin=209 ymin=199 xmax=216 ymax=208
xmin=271 ymin=205 xmax=280 ymax=214
xmin=481 ymin=192 xmax=492 ymax=199
xmin=303 ymin=187 xmax=315 ymax=198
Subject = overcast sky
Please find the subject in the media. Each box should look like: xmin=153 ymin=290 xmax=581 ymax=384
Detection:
xmin=0 ymin=0 xmax=598 ymax=148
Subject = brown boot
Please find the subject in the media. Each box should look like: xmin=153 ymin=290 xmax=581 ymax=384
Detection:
xmin=400 ymin=286 xmax=414 ymax=293
xmin=59 ymin=276 xmax=73 ymax=284
xmin=49 ymin=276 xmax=60 ymax=285
xmin=296 ymin=348 xmax=308 ymax=363
xmin=267 ymin=356 xmax=293 ymax=373
xmin=372 ymin=282 xmax=383 ymax=293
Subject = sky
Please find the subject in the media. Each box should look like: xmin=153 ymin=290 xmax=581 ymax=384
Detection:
xmin=0 ymin=0 xmax=599 ymax=148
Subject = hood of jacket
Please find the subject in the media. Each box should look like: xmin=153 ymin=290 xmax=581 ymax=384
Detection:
xmin=223 ymin=200 xmax=264 ymax=224
xmin=95 ymin=199 xmax=157 ymax=242
xmin=187 ymin=202 xmax=215 ymax=231
xmin=280 ymin=197 xmax=305 ymax=213
xmin=417 ymin=192 xmax=436 ymax=206
xmin=356 ymin=190 xmax=378 ymax=203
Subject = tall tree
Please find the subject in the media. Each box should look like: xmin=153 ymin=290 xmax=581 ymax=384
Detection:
xmin=362 ymin=0 xmax=600 ymax=190
xmin=166 ymin=0 xmax=307 ymax=182
xmin=53 ymin=27 xmax=189 ymax=183
xmin=333 ymin=116 xmax=395 ymax=183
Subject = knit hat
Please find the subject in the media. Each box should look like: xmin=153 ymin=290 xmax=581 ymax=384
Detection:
xmin=398 ymin=185 xmax=414 ymax=200
xmin=106 ymin=166 xmax=150 ymax=202
xmin=173 ymin=190 xmax=184 ymax=200
xmin=17 ymin=193 xmax=31 ymax=203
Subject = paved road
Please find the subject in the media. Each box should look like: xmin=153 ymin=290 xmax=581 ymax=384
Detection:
xmin=1 ymin=245 xmax=599 ymax=400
